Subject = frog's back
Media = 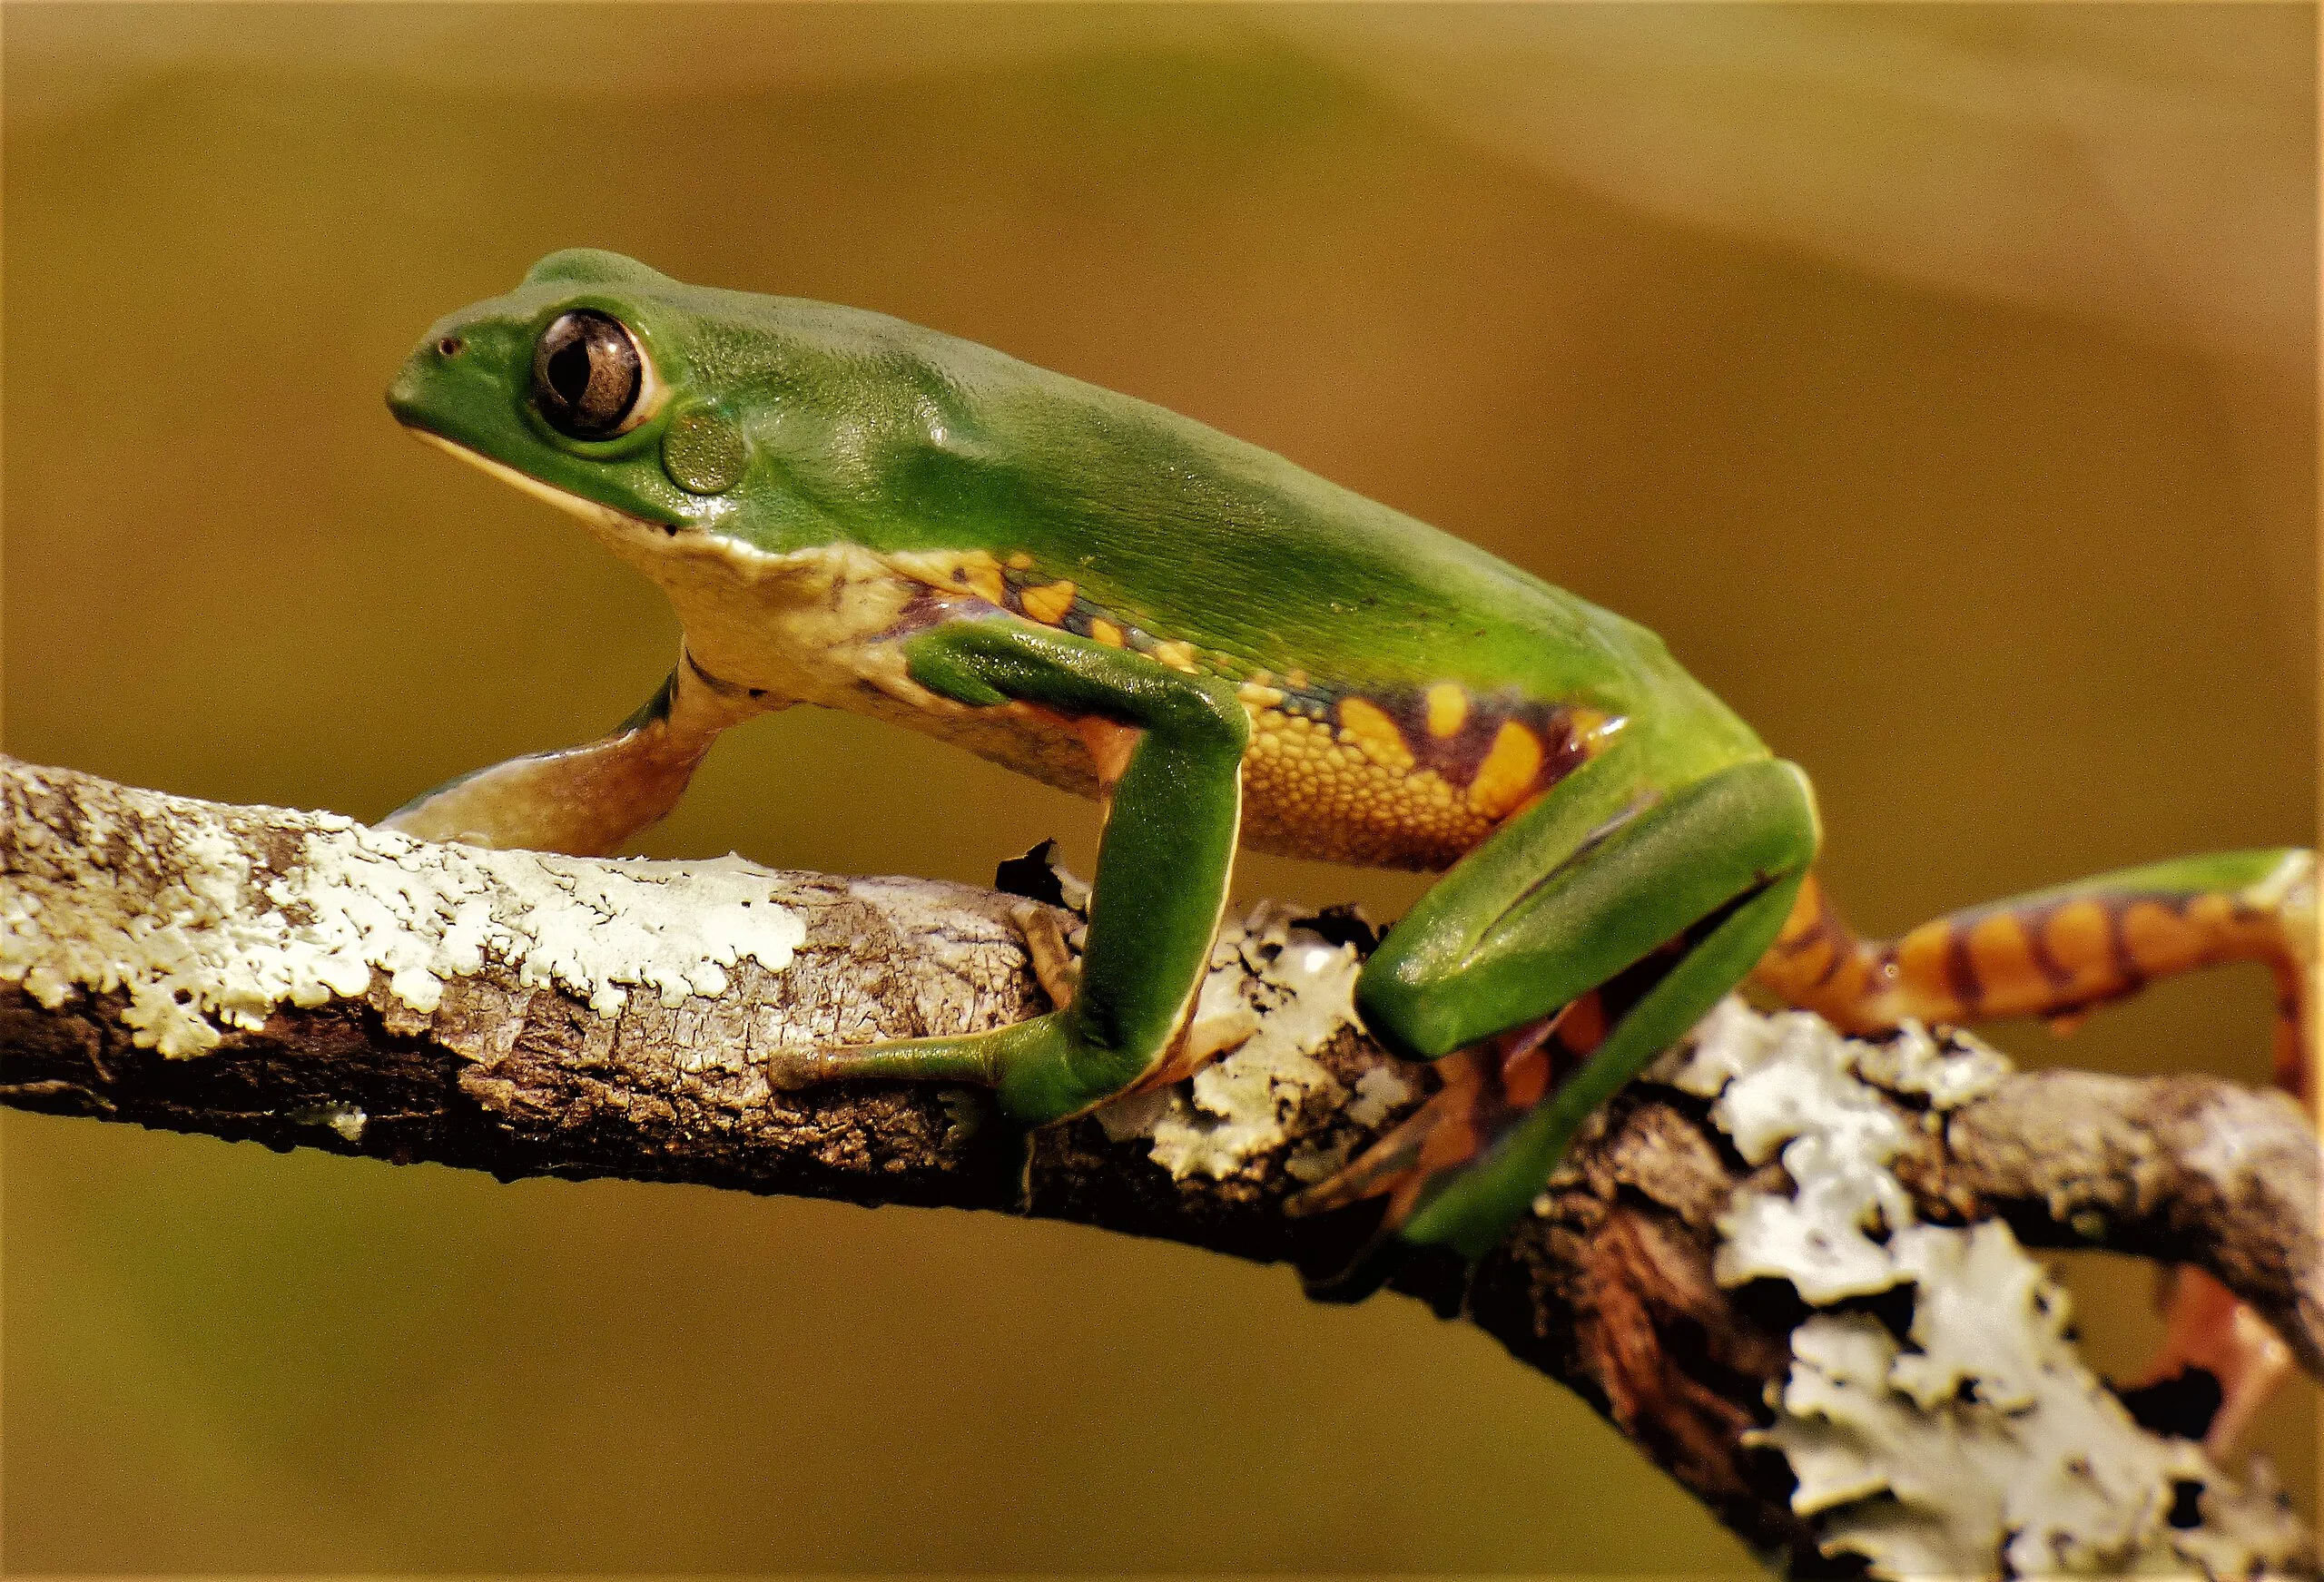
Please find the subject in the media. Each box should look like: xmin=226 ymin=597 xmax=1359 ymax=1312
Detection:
xmin=633 ymin=267 xmax=1768 ymax=868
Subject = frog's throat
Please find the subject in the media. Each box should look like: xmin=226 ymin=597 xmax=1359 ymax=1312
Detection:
xmin=402 ymin=427 xmax=667 ymax=544
xmin=399 ymin=422 xmax=939 ymax=711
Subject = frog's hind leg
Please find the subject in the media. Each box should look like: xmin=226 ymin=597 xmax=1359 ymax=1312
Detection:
xmin=1295 ymin=752 xmax=1819 ymax=1295
xmin=1753 ymin=849 xmax=2316 ymax=1091
xmin=1751 ymin=849 xmax=2317 ymax=1452
xmin=379 ymin=648 xmax=776 ymax=855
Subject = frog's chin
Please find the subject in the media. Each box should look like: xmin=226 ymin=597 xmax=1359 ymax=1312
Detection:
xmin=402 ymin=426 xmax=678 ymax=544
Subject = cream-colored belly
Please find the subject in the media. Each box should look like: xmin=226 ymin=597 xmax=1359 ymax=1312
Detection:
xmin=603 ymin=527 xmax=1495 ymax=874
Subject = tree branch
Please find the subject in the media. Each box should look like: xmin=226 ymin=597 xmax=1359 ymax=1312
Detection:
xmin=1 ymin=756 xmax=2313 ymax=1579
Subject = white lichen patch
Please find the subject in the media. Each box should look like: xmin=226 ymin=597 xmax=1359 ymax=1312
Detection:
xmin=1671 ymin=1000 xmax=2312 ymax=1581
xmin=1654 ymin=994 xmax=1793 ymax=1097
xmin=1 ymin=772 xmax=803 ymax=1056
xmin=1884 ymin=1222 xmax=2061 ymax=1413
xmin=1092 ymin=1085 xmax=1173 ymax=1144
xmin=1753 ymin=1309 xmax=2213 ymax=1579
xmin=1345 ymin=1062 xmax=1414 ymax=1129
xmin=1141 ymin=904 xmax=1366 ymax=1180
xmin=1284 ymin=1064 xmax=1416 ymax=1186
xmin=1853 ymin=1019 xmax=2011 ymax=1110
xmin=2175 ymin=1459 xmax=2313 ymax=1582
xmin=1691 ymin=1006 xmax=1917 ymax=1302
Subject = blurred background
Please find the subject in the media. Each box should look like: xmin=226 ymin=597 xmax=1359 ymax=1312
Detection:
xmin=4 ymin=4 xmax=2314 ymax=1572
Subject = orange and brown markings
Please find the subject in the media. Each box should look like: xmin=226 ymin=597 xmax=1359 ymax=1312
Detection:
xmin=883 ymin=550 xmax=1616 ymax=869
xmin=1239 ymin=681 xmax=1610 ymax=870
xmin=881 ymin=550 xmax=1208 ymax=671
xmin=1758 ymin=875 xmax=2307 ymax=1083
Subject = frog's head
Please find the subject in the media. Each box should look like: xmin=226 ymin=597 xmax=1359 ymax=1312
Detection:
xmin=387 ymin=249 xmax=987 ymax=557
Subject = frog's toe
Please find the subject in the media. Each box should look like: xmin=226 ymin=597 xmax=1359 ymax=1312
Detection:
xmin=1289 ymin=1006 xmax=1586 ymax=1300
xmin=764 ymin=1045 xmax=829 ymax=1092
xmin=1285 ymin=1048 xmax=1487 ymax=1302
xmin=760 ymin=1027 xmax=1015 ymax=1096
xmin=1287 ymin=1048 xmax=1489 ymax=1222
xmin=2122 ymin=1266 xmax=2294 ymax=1456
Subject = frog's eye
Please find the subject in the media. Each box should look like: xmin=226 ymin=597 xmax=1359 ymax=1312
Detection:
xmin=532 ymin=310 xmax=645 ymax=439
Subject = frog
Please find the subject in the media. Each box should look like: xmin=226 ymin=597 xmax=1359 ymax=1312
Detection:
xmin=382 ymin=251 xmax=2313 ymax=1431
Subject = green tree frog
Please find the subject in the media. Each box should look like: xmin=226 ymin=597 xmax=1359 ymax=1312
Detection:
xmin=382 ymin=251 xmax=2313 ymax=1388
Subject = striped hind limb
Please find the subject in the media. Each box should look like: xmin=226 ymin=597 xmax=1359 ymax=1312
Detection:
xmin=1752 ymin=849 xmax=2317 ymax=1095
xmin=1750 ymin=848 xmax=2319 ymax=1453
xmin=380 ymin=649 xmax=777 ymax=856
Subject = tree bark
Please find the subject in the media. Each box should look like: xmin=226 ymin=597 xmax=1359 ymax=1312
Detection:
xmin=1 ymin=755 xmax=2313 ymax=1580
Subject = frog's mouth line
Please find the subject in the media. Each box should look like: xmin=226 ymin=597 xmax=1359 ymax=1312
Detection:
xmin=402 ymin=427 xmax=679 ymax=541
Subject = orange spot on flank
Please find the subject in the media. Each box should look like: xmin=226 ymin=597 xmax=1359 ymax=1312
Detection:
xmin=1467 ymin=721 xmax=1543 ymax=819
xmin=954 ymin=555 xmax=1006 ymax=605
xmin=1020 ymin=580 xmax=1077 ymax=624
xmin=1424 ymin=683 xmax=1469 ymax=739
xmin=1151 ymin=639 xmax=1200 ymax=673
xmin=1088 ymin=619 xmax=1124 ymax=648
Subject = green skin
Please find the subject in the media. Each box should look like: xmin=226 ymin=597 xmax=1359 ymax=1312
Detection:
xmin=377 ymin=251 xmax=2279 ymax=1283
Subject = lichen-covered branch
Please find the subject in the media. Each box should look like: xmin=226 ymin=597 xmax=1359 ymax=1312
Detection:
xmin=1 ymin=756 xmax=2314 ymax=1580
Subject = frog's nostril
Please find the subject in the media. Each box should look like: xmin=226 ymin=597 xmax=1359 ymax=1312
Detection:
xmin=437 ymin=336 xmax=466 ymax=359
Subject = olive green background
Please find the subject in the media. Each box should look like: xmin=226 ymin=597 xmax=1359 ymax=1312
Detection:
xmin=3 ymin=5 xmax=2315 ymax=1573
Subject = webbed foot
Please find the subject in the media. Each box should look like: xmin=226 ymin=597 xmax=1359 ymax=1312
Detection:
xmin=2128 ymin=1266 xmax=2294 ymax=1456
xmin=1288 ymin=999 xmax=1600 ymax=1301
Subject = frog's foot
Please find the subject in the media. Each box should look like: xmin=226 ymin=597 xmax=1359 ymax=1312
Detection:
xmin=1290 ymin=1003 xmax=1581 ymax=1218
xmin=1286 ymin=1001 xmax=1593 ymax=1299
xmin=765 ymin=1020 xmax=1027 ymax=1095
xmin=1290 ymin=756 xmax=1820 ymax=1302
xmin=767 ymin=1002 xmax=1196 ymax=1129
xmin=2122 ymin=1266 xmax=2294 ymax=1457
xmin=1008 ymin=899 xmax=1083 ymax=1010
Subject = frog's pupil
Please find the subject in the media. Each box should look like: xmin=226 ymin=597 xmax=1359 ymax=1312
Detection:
xmin=547 ymin=339 xmax=594 ymax=406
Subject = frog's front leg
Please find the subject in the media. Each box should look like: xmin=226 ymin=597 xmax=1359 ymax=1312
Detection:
xmin=380 ymin=649 xmax=776 ymax=855
xmin=767 ymin=619 xmax=1248 ymax=1124
xmin=1294 ymin=745 xmax=1819 ymax=1292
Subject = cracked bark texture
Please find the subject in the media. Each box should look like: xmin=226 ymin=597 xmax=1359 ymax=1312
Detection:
xmin=2 ymin=756 xmax=2315 ymax=1577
